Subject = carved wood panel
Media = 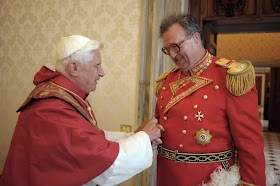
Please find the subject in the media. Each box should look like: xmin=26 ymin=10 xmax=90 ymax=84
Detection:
xmin=263 ymin=0 xmax=280 ymax=15
xmin=189 ymin=0 xmax=280 ymax=21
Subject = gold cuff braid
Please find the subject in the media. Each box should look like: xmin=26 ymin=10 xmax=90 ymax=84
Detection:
xmin=239 ymin=180 xmax=260 ymax=186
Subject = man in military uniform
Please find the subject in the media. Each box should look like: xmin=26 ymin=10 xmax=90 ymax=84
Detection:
xmin=155 ymin=14 xmax=266 ymax=186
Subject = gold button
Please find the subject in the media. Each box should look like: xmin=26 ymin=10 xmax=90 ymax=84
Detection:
xmin=183 ymin=116 xmax=188 ymax=120
xmin=161 ymin=96 xmax=164 ymax=99
xmin=162 ymin=87 xmax=166 ymax=90
xmin=203 ymin=95 xmax=208 ymax=99
xmin=160 ymin=105 xmax=163 ymax=109
xmin=163 ymin=116 xmax=167 ymax=120
xmin=193 ymin=104 xmax=198 ymax=109
xmin=182 ymin=130 xmax=187 ymax=134
xmin=179 ymin=144 xmax=183 ymax=148
xmin=214 ymin=85 xmax=219 ymax=90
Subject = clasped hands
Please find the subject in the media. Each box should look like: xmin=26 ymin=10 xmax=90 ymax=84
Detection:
xmin=135 ymin=118 xmax=165 ymax=150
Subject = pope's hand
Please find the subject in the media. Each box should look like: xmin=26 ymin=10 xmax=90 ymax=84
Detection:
xmin=140 ymin=118 xmax=161 ymax=141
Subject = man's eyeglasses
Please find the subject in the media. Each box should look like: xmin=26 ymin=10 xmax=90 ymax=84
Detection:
xmin=162 ymin=35 xmax=191 ymax=55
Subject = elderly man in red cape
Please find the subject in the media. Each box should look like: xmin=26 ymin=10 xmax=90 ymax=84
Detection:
xmin=0 ymin=35 xmax=163 ymax=186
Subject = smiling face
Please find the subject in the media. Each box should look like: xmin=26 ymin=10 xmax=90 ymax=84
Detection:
xmin=78 ymin=50 xmax=104 ymax=93
xmin=162 ymin=23 xmax=202 ymax=72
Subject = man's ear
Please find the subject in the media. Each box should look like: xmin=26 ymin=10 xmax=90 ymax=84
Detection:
xmin=67 ymin=61 xmax=79 ymax=76
xmin=193 ymin=32 xmax=201 ymax=43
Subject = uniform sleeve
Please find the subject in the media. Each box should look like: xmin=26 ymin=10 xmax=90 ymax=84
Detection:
xmin=84 ymin=131 xmax=153 ymax=186
xmin=227 ymin=86 xmax=266 ymax=185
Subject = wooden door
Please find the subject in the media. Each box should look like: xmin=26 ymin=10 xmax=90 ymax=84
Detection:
xmin=203 ymin=22 xmax=217 ymax=55
xmin=268 ymin=67 xmax=280 ymax=131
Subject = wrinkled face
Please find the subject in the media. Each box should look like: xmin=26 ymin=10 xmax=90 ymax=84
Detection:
xmin=79 ymin=50 xmax=104 ymax=93
xmin=162 ymin=23 xmax=197 ymax=72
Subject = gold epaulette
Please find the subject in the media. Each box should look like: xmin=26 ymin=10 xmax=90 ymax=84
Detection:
xmin=155 ymin=68 xmax=178 ymax=97
xmin=216 ymin=58 xmax=255 ymax=96
xmin=155 ymin=71 xmax=169 ymax=97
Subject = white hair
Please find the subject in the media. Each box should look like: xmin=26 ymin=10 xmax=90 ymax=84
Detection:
xmin=55 ymin=41 xmax=103 ymax=75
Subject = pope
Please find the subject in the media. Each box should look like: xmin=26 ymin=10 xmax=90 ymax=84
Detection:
xmin=0 ymin=35 xmax=163 ymax=186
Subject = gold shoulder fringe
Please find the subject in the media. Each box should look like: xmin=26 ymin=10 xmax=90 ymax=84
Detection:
xmin=216 ymin=59 xmax=255 ymax=96
xmin=155 ymin=71 xmax=170 ymax=97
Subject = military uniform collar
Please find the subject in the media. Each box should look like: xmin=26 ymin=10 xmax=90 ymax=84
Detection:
xmin=190 ymin=50 xmax=213 ymax=76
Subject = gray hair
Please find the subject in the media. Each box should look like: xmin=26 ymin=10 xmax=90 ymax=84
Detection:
xmin=160 ymin=13 xmax=203 ymax=43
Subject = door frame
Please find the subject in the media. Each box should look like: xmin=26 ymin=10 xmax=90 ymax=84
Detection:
xmin=203 ymin=20 xmax=280 ymax=131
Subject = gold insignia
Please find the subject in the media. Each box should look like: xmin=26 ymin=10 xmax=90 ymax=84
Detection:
xmin=216 ymin=58 xmax=255 ymax=96
xmin=194 ymin=128 xmax=212 ymax=146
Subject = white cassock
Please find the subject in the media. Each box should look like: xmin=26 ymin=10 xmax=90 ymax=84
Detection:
xmin=83 ymin=131 xmax=153 ymax=186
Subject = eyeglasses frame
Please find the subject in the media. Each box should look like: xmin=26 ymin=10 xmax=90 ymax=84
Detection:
xmin=162 ymin=34 xmax=192 ymax=55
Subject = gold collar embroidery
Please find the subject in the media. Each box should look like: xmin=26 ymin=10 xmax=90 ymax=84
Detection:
xmin=191 ymin=50 xmax=213 ymax=76
xmin=169 ymin=51 xmax=213 ymax=95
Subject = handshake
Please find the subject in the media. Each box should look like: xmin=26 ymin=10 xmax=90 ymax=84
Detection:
xmin=135 ymin=119 xmax=165 ymax=150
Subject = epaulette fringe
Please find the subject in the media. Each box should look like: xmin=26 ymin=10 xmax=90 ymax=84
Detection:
xmin=226 ymin=62 xmax=255 ymax=96
xmin=216 ymin=59 xmax=255 ymax=96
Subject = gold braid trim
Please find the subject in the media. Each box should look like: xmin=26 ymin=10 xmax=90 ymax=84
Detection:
xmin=239 ymin=180 xmax=260 ymax=186
xmin=216 ymin=59 xmax=255 ymax=96
xmin=155 ymin=70 xmax=172 ymax=97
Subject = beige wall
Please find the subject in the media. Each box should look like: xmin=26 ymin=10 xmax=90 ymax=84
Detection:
xmin=0 ymin=0 xmax=142 ymax=173
xmin=217 ymin=33 xmax=280 ymax=60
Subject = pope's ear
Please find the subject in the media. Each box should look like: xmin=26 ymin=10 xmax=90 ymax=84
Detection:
xmin=67 ymin=61 xmax=79 ymax=76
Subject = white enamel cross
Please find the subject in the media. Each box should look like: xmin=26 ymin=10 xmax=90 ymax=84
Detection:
xmin=195 ymin=111 xmax=204 ymax=121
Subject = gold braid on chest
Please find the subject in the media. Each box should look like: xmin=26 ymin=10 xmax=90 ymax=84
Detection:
xmin=170 ymin=51 xmax=213 ymax=95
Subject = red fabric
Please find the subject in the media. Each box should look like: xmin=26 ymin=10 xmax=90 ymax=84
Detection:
xmin=155 ymin=57 xmax=265 ymax=186
xmin=1 ymin=66 xmax=119 ymax=186
xmin=33 ymin=66 xmax=61 ymax=85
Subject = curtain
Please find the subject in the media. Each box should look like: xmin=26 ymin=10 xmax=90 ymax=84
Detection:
xmin=137 ymin=1 xmax=189 ymax=186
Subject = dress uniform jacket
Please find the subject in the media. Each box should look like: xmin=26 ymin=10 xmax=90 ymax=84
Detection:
xmin=155 ymin=51 xmax=266 ymax=186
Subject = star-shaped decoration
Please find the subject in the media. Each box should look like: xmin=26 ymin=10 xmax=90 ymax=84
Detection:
xmin=195 ymin=111 xmax=204 ymax=121
xmin=194 ymin=128 xmax=212 ymax=146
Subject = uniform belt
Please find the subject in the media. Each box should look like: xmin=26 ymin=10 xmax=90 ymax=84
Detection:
xmin=157 ymin=145 xmax=233 ymax=163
